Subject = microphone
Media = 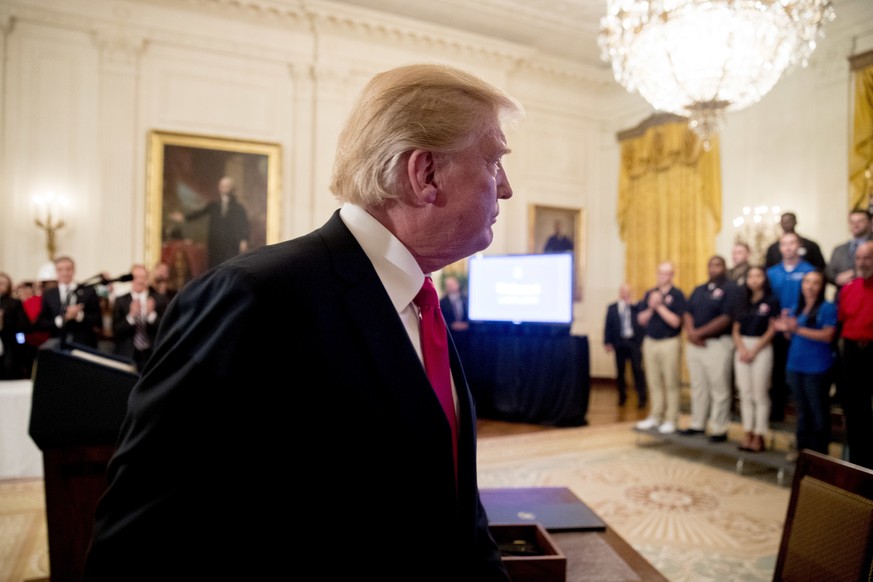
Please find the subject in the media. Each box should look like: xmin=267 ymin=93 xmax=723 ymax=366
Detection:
xmin=79 ymin=272 xmax=134 ymax=287
xmin=106 ymin=273 xmax=134 ymax=284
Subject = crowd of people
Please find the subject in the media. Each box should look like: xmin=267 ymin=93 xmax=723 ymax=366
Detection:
xmin=0 ymin=257 xmax=178 ymax=378
xmin=610 ymin=209 xmax=873 ymax=469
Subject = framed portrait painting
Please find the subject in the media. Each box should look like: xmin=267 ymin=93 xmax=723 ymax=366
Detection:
xmin=529 ymin=204 xmax=585 ymax=301
xmin=146 ymin=131 xmax=281 ymax=290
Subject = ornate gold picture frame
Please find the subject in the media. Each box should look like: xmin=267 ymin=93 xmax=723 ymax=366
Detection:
xmin=528 ymin=204 xmax=585 ymax=301
xmin=146 ymin=131 xmax=281 ymax=284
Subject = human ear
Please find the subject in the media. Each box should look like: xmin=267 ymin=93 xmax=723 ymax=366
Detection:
xmin=407 ymin=149 xmax=438 ymax=204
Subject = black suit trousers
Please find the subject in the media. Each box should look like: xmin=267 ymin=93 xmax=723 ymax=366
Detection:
xmin=614 ymin=338 xmax=647 ymax=402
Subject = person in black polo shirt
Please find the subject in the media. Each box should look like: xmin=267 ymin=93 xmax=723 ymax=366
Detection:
xmin=731 ymin=266 xmax=779 ymax=452
xmin=680 ymin=256 xmax=742 ymax=442
xmin=635 ymin=262 xmax=687 ymax=434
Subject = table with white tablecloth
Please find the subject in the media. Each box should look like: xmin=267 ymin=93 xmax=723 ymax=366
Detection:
xmin=0 ymin=379 xmax=43 ymax=479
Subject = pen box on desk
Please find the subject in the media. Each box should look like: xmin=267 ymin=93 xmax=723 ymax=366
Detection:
xmin=490 ymin=523 xmax=566 ymax=582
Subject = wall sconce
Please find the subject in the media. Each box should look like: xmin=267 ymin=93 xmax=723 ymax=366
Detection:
xmin=32 ymin=191 xmax=69 ymax=261
xmin=732 ymin=205 xmax=780 ymax=265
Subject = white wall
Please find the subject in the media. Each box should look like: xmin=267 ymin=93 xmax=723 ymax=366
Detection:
xmin=1 ymin=0 xmax=872 ymax=380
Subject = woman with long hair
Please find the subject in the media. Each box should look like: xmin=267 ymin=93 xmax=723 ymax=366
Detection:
xmin=732 ymin=266 xmax=779 ymax=452
xmin=776 ymin=270 xmax=836 ymax=456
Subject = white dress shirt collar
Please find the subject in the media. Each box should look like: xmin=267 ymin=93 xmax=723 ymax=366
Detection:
xmin=339 ymin=203 xmax=424 ymax=311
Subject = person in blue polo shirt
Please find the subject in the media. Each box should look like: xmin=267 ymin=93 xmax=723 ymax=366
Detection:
xmin=775 ymin=270 xmax=836 ymax=456
xmin=767 ymin=232 xmax=815 ymax=422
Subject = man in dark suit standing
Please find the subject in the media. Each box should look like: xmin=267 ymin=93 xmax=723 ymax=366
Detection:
xmin=112 ymin=264 xmax=168 ymax=371
xmin=84 ymin=64 xmax=524 ymax=581
xmin=543 ymin=218 xmax=574 ymax=253
xmin=171 ymin=175 xmax=250 ymax=269
xmin=36 ymin=255 xmax=102 ymax=349
xmin=825 ymin=209 xmax=872 ymax=295
xmin=440 ymin=275 xmax=471 ymax=359
xmin=604 ymin=283 xmax=647 ymax=408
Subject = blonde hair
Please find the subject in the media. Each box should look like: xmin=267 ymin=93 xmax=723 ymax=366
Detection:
xmin=330 ymin=63 xmax=524 ymax=207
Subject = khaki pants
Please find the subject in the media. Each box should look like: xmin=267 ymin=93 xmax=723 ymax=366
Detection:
xmin=686 ymin=335 xmax=734 ymax=435
xmin=642 ymin=336 xmax=681 ymax=424
xmin=734 ymin=336 xmax=772 ymax=435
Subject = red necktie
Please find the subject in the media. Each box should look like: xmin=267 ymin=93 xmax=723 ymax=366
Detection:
xmin=413 ymin=277 xmax=458 ymax=479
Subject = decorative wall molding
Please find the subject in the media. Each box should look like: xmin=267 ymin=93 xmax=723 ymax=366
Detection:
xmin=148 ymin=0 xmax=308 ymax=25
xmin=93 ymin=29 xmax=146 ymax=69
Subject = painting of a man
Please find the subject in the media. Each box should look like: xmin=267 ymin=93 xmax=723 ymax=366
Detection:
xmin=170 ymin=176 xmax=250 ymax=269
xmin=543 ymin=219 xmax=574 ymax=253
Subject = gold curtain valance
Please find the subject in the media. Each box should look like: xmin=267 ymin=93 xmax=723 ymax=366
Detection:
xmin=618 ymin=114 xmax=706 ymax=179
xmin=615 ymin=115 xmax=722 ymax=299
xmin=849 ymin=49 xmax=873 ymax=72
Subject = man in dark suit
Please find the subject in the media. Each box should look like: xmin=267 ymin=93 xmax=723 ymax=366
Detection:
xmin=440 ymin=274 xmax=471 ymax=358
xmin=825 ymin=208 xmax=872 ymax=295
xmin=84 ymin=64 xmax=524 ymax=581
xmin=36 ymin=255 xmax=102 ymax=349
xmin=440 ymin=275 xmax=469 ymax=331
xmin=604 ymin=283 xmax=647 ymax=407
xmin=111 ymin=264 xmax=168 ymax=371
xmin=171 ymin=175 xmax=250 ymax=269
xmin=543 ymin=218 xmax=574 ymax=253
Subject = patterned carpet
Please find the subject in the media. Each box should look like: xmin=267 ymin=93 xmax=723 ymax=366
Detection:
xmin=477 ymin=421 xmax=790 ymax=582
xmin=0 ymin=421 xmax=791 ymax=582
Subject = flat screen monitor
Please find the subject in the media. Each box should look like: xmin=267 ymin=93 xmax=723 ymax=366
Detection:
xmin=467 ymin=252 xmax=573 ymax=325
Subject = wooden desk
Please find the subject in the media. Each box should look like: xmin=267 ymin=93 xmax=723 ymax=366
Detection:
xmin=551 ymin=529 xmax=667 ymax=581
xmin=482 ymin=486 xmax=666 ymax=582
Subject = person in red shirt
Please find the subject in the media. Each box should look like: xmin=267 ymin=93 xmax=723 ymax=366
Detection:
xmin=17 ymin=280 xmax=51 ymax=378
xmin=837 ymin=240 xmax=873 ymax=469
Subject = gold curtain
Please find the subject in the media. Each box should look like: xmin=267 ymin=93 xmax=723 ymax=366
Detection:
xmin=849 ymin=51 xmax=873 ymax=212
xmin=616 ymin=114 xmax=722 ymax=299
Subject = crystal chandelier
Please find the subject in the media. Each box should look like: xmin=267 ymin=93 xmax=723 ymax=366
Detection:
xmin=599 ymin=0 xmax=836 ymax=149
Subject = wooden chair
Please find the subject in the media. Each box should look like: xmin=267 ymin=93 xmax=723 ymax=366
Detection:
xmin=773 ymin=449 xmax=873 ymax=581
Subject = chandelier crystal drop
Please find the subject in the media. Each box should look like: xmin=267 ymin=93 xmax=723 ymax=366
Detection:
xmin=599 ymin=0 xmax=836 ymax=149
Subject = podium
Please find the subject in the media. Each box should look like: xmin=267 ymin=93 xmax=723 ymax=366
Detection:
xmin=29 ymin=341 xmax=138 ymax=582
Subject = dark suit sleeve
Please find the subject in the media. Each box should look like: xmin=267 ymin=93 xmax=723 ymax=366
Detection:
xmin=147 ymin=292 xmax=168 ymax=338
xmin=473 ymin=495 xmax=511 ymax=580
xmin=765 ymin=242 xmax=780 ymax=269
xmin=183 ymin=202 xmax=212 ymax=221
xmin=805 ymin=240 xmax=826 ymax=271
xmin=78 ymin=288 xmax=103 ymax=334
xmin=112 ymin=296 xmax=133 ymax=341
xmin=825 ymin=245 xmax=844 ymax=284
xmin=440 ymin=296 xmax=456 ymax=326
xmin=604 ymin=304 xmax=618 ymax=345
xmin=35 ymin=291 xmax=58 ymax=333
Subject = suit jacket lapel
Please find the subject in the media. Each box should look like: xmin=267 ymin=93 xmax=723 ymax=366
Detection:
xmin=317 ymin=212 xmax=455 ymax=432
